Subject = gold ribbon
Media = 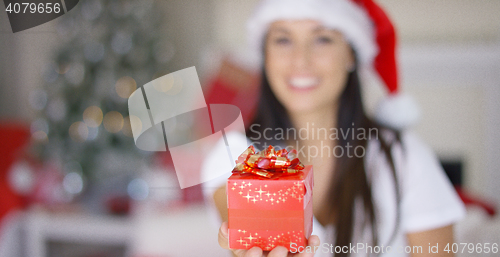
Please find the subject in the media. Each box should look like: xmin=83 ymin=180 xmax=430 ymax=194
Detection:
xmin=232 ymin=145 xmax=305 ymax=178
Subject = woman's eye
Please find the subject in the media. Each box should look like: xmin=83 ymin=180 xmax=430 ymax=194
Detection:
xmin=274 ymin=37 xmax=291 ymax=45
xmin=315 ymin=36 xmax=334 ymax=44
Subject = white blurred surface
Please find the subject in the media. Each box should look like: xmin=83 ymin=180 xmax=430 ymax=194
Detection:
xmin=129 ymin=204 xmax=229 ymax=257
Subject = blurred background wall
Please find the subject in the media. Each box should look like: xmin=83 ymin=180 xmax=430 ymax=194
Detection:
xmin=1 ymin=0 xmax=499 ymax=203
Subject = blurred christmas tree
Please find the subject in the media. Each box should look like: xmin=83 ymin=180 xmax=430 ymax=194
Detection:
xmin=31 ymin=0 xmax=174 ymax=205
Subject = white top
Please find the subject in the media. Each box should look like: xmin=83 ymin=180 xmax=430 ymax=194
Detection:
xmin=201 ymin=131 xmax=466 ymax=257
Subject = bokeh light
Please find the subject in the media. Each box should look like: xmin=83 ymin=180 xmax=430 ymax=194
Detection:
xmin=127 ymin=178 xmax=149 ymax=201
xmin=8 ymin=161 xmax=35 ymax=195
xmin=87 ymin=127 xmax=99 ymax=141
xmin=32 ymin=131 xmax=48 ymax=143
xmin=166 ymin=77 xmax=182 ymax=95
xmin=46 ymin=98 xmax=67 ymax=121
xmin=153 ymin=74 xmax=174 ymax=93
xmin=115 ymin=76 xmax=137 ymax=98
xmin=122 ymin=116 xmax=134 ymax=137
xmin=63 ymin=172 xmax=84 ymax=195
xmin=83 ymin=106 xmax=103 ymax=128
xmin=103 ymin=111 xmax=124 ymax=133
xmin=69 ymin=121 xmax=89 ymax=142
xmin=128 ymin=115 xmax=142 ymax=137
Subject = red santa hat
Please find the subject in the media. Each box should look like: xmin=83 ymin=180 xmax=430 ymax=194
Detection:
xmin=247 ymin=0 xmax=420 ymax=130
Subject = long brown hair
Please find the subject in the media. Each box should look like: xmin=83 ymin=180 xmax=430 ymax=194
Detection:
xmin=248 ymin=66 xmax=401 ymax=256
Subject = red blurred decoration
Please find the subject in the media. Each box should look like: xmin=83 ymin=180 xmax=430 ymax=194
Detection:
xmin=105 ymin=195 xmax=131 ymax=216
xmin=455 ymin=186 xmax=497 ymax=217
xmin=203 ymin=57 xmax=260 ymax=126
xmin=0 ymin=122 xmax=30 ymax=224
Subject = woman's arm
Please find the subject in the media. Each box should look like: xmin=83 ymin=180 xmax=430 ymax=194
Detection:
xmin=407 ymin=225 xmax=455 ymax=257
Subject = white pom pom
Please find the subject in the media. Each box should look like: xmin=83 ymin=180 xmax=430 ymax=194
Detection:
xmin=375 ymin=93 xmax=421 ymax=130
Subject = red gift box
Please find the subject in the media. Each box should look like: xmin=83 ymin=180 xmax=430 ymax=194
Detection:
xmin=227 ymin=160 xmax=313 ymax=252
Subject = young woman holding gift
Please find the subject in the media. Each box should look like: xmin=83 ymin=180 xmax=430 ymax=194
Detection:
xmin=202 ymin=0 xmax=465 ymax=256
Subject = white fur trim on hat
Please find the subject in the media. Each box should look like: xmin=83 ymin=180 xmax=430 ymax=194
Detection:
xmin=375 ymin=93 xmax=421 ymax=130
xmin=246 ymin=0 xmax=378 ymax=68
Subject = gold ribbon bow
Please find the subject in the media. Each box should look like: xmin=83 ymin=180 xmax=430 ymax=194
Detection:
xmin=232 ymin=145 xmax=305 ymax=178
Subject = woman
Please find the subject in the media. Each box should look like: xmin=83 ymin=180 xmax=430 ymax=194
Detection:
xmin=203 ymin=0 xmax=465 ymax=256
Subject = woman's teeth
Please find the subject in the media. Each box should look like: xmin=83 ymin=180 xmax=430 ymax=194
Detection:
xmin=290 ymin=77 xmax=318 ymax=89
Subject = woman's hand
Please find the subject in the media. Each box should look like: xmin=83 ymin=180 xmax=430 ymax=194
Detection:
xmin=218 ymin=222 xmax=320 ymax=257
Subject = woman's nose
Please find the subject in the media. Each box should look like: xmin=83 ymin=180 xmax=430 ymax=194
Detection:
xmin=291 ymin=44 xmax=312 ymax=69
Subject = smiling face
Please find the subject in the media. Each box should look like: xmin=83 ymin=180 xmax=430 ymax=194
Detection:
xmin=264 ymin=20 xmax=355 ymax=115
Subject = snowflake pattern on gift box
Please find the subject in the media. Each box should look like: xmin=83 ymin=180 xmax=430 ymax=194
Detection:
xmin=235 ymin=229 xmax=304 ymax=250
xmin=230 ymin=181 xmax=305 ymax=205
